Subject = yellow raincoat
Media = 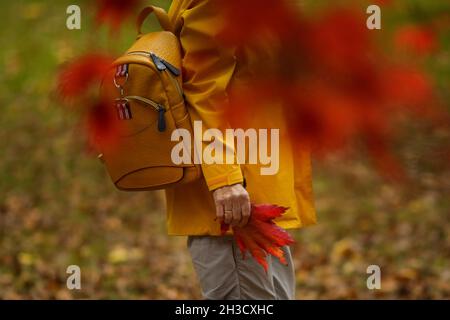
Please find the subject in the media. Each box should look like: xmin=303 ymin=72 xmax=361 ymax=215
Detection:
xmin=165 ymin=0 xmax=316 ymax=235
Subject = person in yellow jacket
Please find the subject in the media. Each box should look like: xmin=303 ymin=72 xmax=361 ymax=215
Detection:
xmin=166 ymin=0 xmax=317 ymax=299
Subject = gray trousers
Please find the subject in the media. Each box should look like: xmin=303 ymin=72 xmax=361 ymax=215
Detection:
xmin=187 ymin=236 xmax=296 ymax=300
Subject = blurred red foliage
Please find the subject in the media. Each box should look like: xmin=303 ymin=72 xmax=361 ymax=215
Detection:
xmin=394 ymin=25 xmax=437 ymax=56
xmin=57 ymin=53 xmax=122 ymax=151
xmin=59 ymin=1 xmax=445 ymax=179
xmin=218 ymin=0 xmax=441 ymax=179
xmin=57 ymin=54 xmax=113 ymax=99
xmin=85 ymin=100 xmax=123 ymax=151
xmin=95 ymin=0 xmax=142 ymax=31
xmin=217 ymin=0 xmax=297 ymax=45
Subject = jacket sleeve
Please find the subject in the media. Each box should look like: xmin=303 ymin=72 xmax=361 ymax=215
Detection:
xmin=179 ymin=0 xmax=243 ymax=191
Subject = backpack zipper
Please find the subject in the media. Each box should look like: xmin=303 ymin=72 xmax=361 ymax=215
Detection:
xmin=120 ymin=96 xmax=166 ymax=132
xmin=126 ymin=51 xmax=184 ymax=99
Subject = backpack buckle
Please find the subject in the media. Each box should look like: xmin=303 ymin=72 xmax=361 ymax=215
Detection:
xmin=114 ymin=98 xmax=132 ymax=120
xmin=114 ymin=64 xmax=129 ymax=96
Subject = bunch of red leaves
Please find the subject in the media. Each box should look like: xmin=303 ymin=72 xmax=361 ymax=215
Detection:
xmin=221 ymin=204 xmax=295 ymax=272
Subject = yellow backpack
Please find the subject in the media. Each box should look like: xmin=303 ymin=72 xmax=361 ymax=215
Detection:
xmin=98 ymin=6 xmax=201 ymax=191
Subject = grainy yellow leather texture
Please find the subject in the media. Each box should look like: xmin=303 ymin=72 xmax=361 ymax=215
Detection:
xmin=99 ymin=6 xmax=201 ymax=191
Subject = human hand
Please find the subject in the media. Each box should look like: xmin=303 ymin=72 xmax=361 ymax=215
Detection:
xmin=213 ymin=183 xmax=251 ymax=228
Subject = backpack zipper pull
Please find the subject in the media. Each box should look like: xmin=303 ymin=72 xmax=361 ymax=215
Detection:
xmin=161 ymin=59 xmax=180 ymax=76
xmin=150 ymin=52 xmax=167 ymax=71
xmin=150 ymin=52 xmax=181 ymax=76
xmin=157 ymin=105 xmax=166 ymax=132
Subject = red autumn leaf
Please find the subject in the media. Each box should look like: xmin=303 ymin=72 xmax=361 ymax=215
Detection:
xmin=57 ymin=53 xmax=114 ymax=99
xmin=95 ymin=0 xmax=142 ymax=31
xmin=221 ymin=204 xmax=295 ymax=272
xmin=57 ymin=53 xmax=123 ymax=151
xmin=284 ymin=83 xmax=362 ymax=154
xmin=394 ymin=25 xmax=437 ymax=56
xmin=364 ymin=132 xmax=406 ymax=182
xmin=373 ymin=0 xmax=393 ymax=5
xmin=85 ymin=99 xmax=124 ymax=151
xmin=217 ymin=0 xmax=297 ymax=45
xmin=381 ymin=66 xmax=434 ymax=110
xmin=307 ymin=8 xmax=371 ymax=74
xmin=251 ymin=204 xmax=288 ymax=221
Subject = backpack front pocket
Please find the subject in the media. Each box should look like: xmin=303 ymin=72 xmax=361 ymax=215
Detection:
xmin=101 ymin=62 xmax=170 ymax=137
xmin=116 ymin=96 xmax=166 ymax=134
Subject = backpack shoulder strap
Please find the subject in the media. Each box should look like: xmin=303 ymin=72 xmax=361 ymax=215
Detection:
xmin=136 ymin=6 xmax=173 ymax=36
